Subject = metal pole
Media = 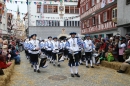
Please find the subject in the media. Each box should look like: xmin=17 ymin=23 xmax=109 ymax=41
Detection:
xmin=27 ymin=0 xmax=29 ymax=37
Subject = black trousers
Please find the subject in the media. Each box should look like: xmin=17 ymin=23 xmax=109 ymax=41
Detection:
xmin=85 ymin=52 xmax=92 ymax=60
xmin=30 ymin=54 xmax=39 ymax=64
xmin=52 ymin=53 xmax=57 ymax=60
xmin=68 ymin=53 xmax=79 ymax=67
xmin=118 ymin=55 xmax=125 ymax=62
xmin=47 ymin=50 xmax=52 ymax=58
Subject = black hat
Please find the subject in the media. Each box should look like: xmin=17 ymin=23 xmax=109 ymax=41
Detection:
xmin=53 ymin=37 xmax=57 ymax=40
xmin=48 ymin=36 xmax=52 ymax=39
xmin=31 ymin=34 xmax=37 ymax=38
xmin=70 ymin=32 xmax=76 ymax=35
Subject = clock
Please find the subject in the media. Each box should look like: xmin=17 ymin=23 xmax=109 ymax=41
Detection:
xmin=59 ymin=6 xmax=64 ymax=12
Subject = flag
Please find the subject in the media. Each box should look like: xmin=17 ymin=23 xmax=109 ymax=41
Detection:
xmin=17 ymin=5 xmax=20 ymax=15
xmin=101 ymin=0 xmax=107 ymax=8
xmin=108 ymin=0 xmax=114 ymax=3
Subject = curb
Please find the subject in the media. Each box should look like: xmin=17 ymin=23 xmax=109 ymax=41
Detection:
xmin=0 ymin=60 xmax=15 ymax=86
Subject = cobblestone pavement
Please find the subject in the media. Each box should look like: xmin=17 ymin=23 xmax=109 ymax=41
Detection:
xmin=8 ymin=52 xmax=130 ymax=86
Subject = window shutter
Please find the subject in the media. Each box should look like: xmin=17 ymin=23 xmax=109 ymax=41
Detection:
xmin=89 ymin=0 xmax=92 ymax=9
xmin=100 ymin=13 xmax=103 ymax=23
xmin=107 ymin=10 xmax=110 ymax=21
xmin=90 ymin=18 xmax=92 ymax=26
xmin=95 ymin=15 xmax=98 ymax=25
xmin=109 ymin=8 xmax=112 ymax=20
xmin=80 ymin=7 xmax=82 ymax=14
xmin=95 ymin=0 xmax=97 ymax=4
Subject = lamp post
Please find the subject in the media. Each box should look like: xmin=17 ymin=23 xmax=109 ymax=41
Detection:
xmin=27 ymin=0 xmax=29 ymax=37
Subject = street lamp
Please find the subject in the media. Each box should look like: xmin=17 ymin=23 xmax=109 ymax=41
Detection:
xmin=27 ymin=0 xmax=29 ymax=37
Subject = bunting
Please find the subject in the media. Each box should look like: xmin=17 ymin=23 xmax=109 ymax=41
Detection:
xmin=5 ymin=8 xmax=80 ymax=21
xmin=4 ymin=0 xmax=78 ymax=5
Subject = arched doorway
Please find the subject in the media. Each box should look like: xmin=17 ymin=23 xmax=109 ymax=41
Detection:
xmin=59 ymin=36 xmax=66 ymax=40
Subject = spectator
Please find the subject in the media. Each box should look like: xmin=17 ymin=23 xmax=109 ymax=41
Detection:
xmin=118 ymin=37 xmax=126 ymax=62
xmin=0 ymin=55 xmax=12 ymax=69
xmin=117 ymin=57 xmax=130 ymax=73
xmin=12 ymin=46 xmax=20 ymax=64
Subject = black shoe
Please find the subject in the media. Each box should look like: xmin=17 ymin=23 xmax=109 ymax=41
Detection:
xmin=75 ymin=73 xmax=80 ymax=77
xmin=57 ymin=64 xmax=60 ymax=67
xmin=86 ymin=66 xmax=89 ymax=68
xmin=117 ymin=70 xmax=125 ymax=73
xmin=37 ymin=70 xmax=40 ymax=73
xmin=71 ymin=74 xmax=74 ymax=77
xmin=34 ymin=69 xmax=36 ymax=72
xmin=31 ymin=65 xmax=33 ymax=68
xmin=50 ymin=61 xmax=52 ymax=63
xmin=80 ymin=63 xmax=83 ymax=65
xmin=91 ymin=66 xmax=94 ymax=68
xmin=53 ymin=64 xmax=55 ymax=66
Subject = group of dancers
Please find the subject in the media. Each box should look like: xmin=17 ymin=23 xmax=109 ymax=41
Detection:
xmin=24 ymin=32 xmax=97 ymax=77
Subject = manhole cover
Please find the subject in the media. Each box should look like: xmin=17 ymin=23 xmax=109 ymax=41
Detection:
xmin=48 ymin=75 xmax=67 ymax=80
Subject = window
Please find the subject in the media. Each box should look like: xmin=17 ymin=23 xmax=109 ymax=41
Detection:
xmin=64 ymin=21 xmax=80 ymax=27
xmin=52 ymin=6 xmax=58 ymax=13
xmin=92 ymin=17 xmax=96 ymax=25
xmin=70 ymin=6 xmax=74 ymax=13
xmin=103 ymin=12 xmax=107 ymax=22
xmin=44 ymin=5 xmax=47 ymax=13
xmin=37 ymin=5 xmax=41 ymax=13
xmin=36 ymin=20 xmax=60 ymax=26
xmin=86 ymin=3 xmax=89 ymax=11
xmin=64 ymin=21 xmax=66 ymax=26
xmin=48 ymin=5 xmax=52 ymax=13
xmin=65 ymin=6 xmax=69 ymax=13
xmin=92 ymin=0 xmax=95 ymax=6
xmin=126 ymin=0 xmax=130 ymax=5
xmin=112 ymin=8 xmax=117 ymax=18
xmin=75 ymin=7 xmax=79 ymax=14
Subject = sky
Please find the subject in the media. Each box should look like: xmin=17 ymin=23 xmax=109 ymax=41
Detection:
xmin=6 ymin=0 xmax=27 ymax=20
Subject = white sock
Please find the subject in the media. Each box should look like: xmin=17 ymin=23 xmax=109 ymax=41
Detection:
xmin=90 ymin=60 xmax=93 ymax=66
xmin=86 ymin=61 xmax=88 ymax=66
xmin=36 ymin=65 xmax=39 ymax=70
xmin=53 ymin=60 xmax=55 ymax=64
xmin=70 ymin=67 xmax=74 ymax=74
xmin=33 ymin=65 xmax=36 ymax=69
xmin=75 ymin=66 xmax=78 ymax=74
xmin=97 ymin=59 xmax=100 ymax=64
xmin=80 ymin=60 xmax=82 ymax=63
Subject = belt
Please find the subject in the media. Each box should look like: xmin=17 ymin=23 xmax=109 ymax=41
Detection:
xmin=31 ymin=50 xmax=38 ymax=51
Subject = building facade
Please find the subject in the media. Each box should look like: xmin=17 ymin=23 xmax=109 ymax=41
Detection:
xmin=0 ymin=0 xmax=8 ymax=36
xmin=23 ymin=13 xmax=28 ymax=37
xmin=78 ymin=0 xmax=117 ymax=38
xmin=12 ymin=6 xmax=26 ymax=40
xmin=28 ymin=0 xmax=80 ymax=39
xmin=117 ymin=0 xmax=130 ymax=36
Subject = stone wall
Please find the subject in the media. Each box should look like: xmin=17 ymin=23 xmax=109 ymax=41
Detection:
xmin=29 ymin=26 xmax=81 ymax=39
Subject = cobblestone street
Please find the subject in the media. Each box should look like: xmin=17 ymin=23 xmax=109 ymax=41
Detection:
xmin=7 ymin=52 xmax=130 ymax=86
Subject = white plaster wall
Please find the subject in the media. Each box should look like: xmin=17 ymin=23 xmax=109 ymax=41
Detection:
xmin=117 ymin=0 xmax=130 ymax=26
xmin=28 ymin=0 xmax=79 ymax=26
xmin=1 ymin=6 xmax=8 ymax=35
